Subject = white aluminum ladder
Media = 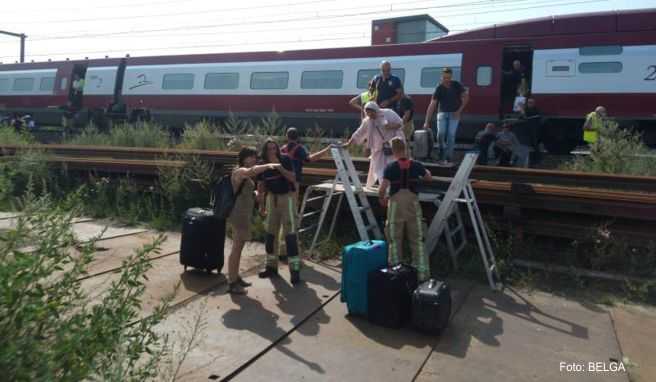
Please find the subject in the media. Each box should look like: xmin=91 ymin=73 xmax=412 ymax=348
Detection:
xmin=297 ymin=145 xmax=382 ymax=254
xmin=424 ymin=152 xmax=502 ymax=290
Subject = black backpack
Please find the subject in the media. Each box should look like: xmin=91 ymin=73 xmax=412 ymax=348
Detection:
xmin=212 ymin=174 xmax=246 ymax=220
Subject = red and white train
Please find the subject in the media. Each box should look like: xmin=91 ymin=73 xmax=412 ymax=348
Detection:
xmin=1 ymin=8 xmax=655 ymax=152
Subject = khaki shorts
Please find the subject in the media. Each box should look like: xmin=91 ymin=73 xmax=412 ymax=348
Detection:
xmin=228 ymin=217 xmax=252 ymax=242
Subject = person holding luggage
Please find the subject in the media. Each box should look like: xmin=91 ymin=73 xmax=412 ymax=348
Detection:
xmin=378 ymin=137 xmax=432 ymax=283
xmin=227 ymin=147 xmax=283 ymax=294
xmin=257 ymin=139 xmax=303 ymax=285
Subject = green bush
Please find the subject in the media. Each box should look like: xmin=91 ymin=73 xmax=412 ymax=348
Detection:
xmin=66 ymin=126 xmax=109 ymax=146
xmin=562 ymin=121 xmax=656 ymax=176
xmin=0 ymin=124 xmax=36 ymax=145
xmin=0 ymin=150 xmax=50 ymax=210
xmin=0 ymin=195 xmax=172 ymax=381
xmin=178 ymin=120 xmax=225 ymax=150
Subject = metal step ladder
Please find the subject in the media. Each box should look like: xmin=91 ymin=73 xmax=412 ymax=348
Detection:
xmin=424 ymin=152 xmax=502 ymax=290
xmin=298 ymin=145 xmax=383 ymax=254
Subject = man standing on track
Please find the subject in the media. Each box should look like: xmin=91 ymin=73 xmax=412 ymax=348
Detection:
xmin=422 ymin=67 xmax=469 ymax=166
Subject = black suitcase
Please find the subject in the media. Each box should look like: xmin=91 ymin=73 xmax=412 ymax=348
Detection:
xmin=367 ymin=264 xmax=418 ymax=329
xmin=412 ymin=279 xmax=452 ymax=334
xmin=180 ymin=208 xmax=225 ymax=274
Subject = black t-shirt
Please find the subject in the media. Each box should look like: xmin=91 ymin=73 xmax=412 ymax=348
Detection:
xmin=257 ymin=155 xmax=295 ymax=194
xmin=281 ymin=142 xmax=309 ymax=183
xmin=383 ymin=159 xmax=426 ymax=196
xmin=399 ymin=96 xmax=414 ymax=121
xmin=372 ymin=74 xmax=402 ymax=111
xmin=432 ymin=81 xmax=465 ymax=113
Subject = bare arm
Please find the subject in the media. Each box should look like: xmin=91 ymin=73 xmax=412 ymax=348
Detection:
xmin=381 ymin=88 xmax=403 ymax=108
xmin=234 ymin=163 xmax=278 ymax=182
xmin=278 ymin=164 xmax=296 ymax=184
xmin=349 ymin=95 xmax=363 ymax=111
xmin=422 ymin=168 xmax=432 ymax=182
xmin=378 ymin=179 xmax=390 ymax=207
xmin=454 ymin=89 xmax=469 ymax=119
xmin=423 ymin=98 xmax=438 ymax=129
xmin=308 ymin=145 xmax=331 ymax=162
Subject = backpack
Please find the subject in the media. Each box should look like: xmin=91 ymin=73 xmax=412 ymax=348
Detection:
xmin=212 ymin=174 xmax=246 ymax=220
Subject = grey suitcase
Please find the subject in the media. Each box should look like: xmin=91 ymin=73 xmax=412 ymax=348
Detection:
xmin=412 ymin=129 xmax=433 ymax=160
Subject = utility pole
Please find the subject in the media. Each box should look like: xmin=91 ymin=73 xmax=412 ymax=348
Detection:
xmin=0 ymin=30 xmax=27 ymax=63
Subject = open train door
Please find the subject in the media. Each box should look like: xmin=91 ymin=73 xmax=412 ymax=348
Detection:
xmin=69 ymin=63 xmax=88 ymax=109
xmin=499 ymin=46 xmax=533 ymax=117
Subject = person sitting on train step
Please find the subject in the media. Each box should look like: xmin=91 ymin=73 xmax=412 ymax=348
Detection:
xmin=372 ymin=60 xmax=403 ymax=114
xmin=474 ymin=123 xmax=497 ymax=165
xmin=349 ymin=79 xmax=378 ymax=120
xmin=494 ymin=122 xmax=520 ymax=166
xmin=583 ymin=106 xmax=608 ymax=145
xmin=282 ymin=127 xmax=332 ymax=193
xmin=256 ymin=139 xmax=303 ymax=285
xmin=399 ymin=95 xmax=415 ymax=142
xmin=422 ymin=67 xmax=469 ymax=166
xmin=345 ymin=101 xmax=405 ymax=189
xmin=226 ymin=147 xmax=283 ymax=295
xmin=378 ymin=137 xmax=432 ymax=283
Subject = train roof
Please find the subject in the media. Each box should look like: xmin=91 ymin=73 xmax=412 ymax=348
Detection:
xmin=433 ymin=7 xmax=656 ymax=42
xmin=1 ymin=7 xmax=655 ymax=71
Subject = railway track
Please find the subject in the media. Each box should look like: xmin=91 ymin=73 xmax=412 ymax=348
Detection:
xmin=3 ymin=143 xmax=656 ymax=193
xmin=2 ymin=144 xmax=655 ymax=244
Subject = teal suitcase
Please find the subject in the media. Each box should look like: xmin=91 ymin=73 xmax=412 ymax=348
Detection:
xmin=340 ymin=240 xmax=388 ymax=316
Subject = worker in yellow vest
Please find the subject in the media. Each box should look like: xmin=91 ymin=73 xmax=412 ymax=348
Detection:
xmin=583 ymin=106 xmax=607 ymax=144
xmin=349 ymin=80 xmax=378 ymax=119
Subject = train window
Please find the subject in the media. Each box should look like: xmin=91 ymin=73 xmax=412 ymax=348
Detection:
xmin=546 ymin=60 xmax=574 ymax=77
xmin=251 ymin=72 xmax=289 ymax=89
xmin=420 ymin=67 xmax=462 ymax=88
xmin=162 ymin=73 xmax=195 ymax=90
xmin=579 ymin=45 xmax=623 ymax=56
xmin=12 ymin=78 xmax=34 ymax=91
xmin=356 ymin=69 xmax=405 ymax=89
xmin=204 ymin=72 xmax=239 ymax=90
xmin=40 ymin=77 xmax=55 ymax=91
xmin=578 ymin=62 xmax=623 ymax=74
xmin=476 ymin=66 xmax=492 ymax=86
xmin=0 ymin=78 xmax=9 ymax=92
xmin=301 ymin=70 xmax=343 ymax=89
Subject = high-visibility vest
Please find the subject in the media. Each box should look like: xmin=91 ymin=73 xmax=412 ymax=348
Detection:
xmin=360 ymin=90 xmax=377 ymax=105
xmin=584 ymin=112 xmax=603 ymax=143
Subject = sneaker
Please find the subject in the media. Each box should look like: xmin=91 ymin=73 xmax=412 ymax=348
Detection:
xmin=237 ymin=277 xmax=252 ymax=287
xmin=258 ymin=266 xmax=279 ymax=279
xmin=290 ymin=270 xmax=301 ymax=285
xmin=228 ymin=282 xmax=246 ymax=295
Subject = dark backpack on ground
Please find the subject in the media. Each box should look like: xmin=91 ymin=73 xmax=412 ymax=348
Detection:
xmin=212 ymin=174 xmax=246 ymax=220
xmin=412 ymin=279 xmax=452 ymax=334
xmin=367 ymin=264 xmax=418 ymax=329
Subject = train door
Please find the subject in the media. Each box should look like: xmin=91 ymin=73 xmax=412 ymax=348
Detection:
xmin=500 ymin=46 xmax=533 ymax=117
xmin=69 ymin=63 xmax=88 ymax=109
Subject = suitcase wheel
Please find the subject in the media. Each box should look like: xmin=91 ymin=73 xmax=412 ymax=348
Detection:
xmin=206 ymin=268 xmax=213 ymax=275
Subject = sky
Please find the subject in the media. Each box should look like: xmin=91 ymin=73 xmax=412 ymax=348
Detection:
xmin=0 ymin=0 xmax=654 ymax=63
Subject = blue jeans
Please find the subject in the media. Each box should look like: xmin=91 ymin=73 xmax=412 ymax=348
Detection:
xmin=433 ymin=112 xmax=460 ymax=161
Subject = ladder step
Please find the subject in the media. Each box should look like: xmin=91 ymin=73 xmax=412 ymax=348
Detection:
xmin=488 ymin=264 xmax=496 ymax=272
xmin=306 ymin=195 xmax=329 ymax=203
xmin=364 ymin=224 xmax=378 ymax=232
xmin=302 ymin=210 xmax=321 ymax=219
xmin=357 ymin=206 xmax=371 ymax=212
xmin=298 ymin=224 xmax=318 ymax=234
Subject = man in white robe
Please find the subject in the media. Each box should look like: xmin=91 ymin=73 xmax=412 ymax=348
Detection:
xmin=346 ymin=101 xmax=405 ymax=188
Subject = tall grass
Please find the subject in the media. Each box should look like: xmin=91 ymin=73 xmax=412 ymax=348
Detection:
xmin=562 ymin=121 xmax=656 ymax=176
xmin=178 ymin=120 xmax=225 ymax=150
xmin=0 ymin=124 xmax=35 ymax=146
xmin=67 ymin=123 xmax=170 ymax=148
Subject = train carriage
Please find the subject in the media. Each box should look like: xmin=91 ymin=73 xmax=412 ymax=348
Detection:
xmin=0 ymin=8 xmax=655 ymax=152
